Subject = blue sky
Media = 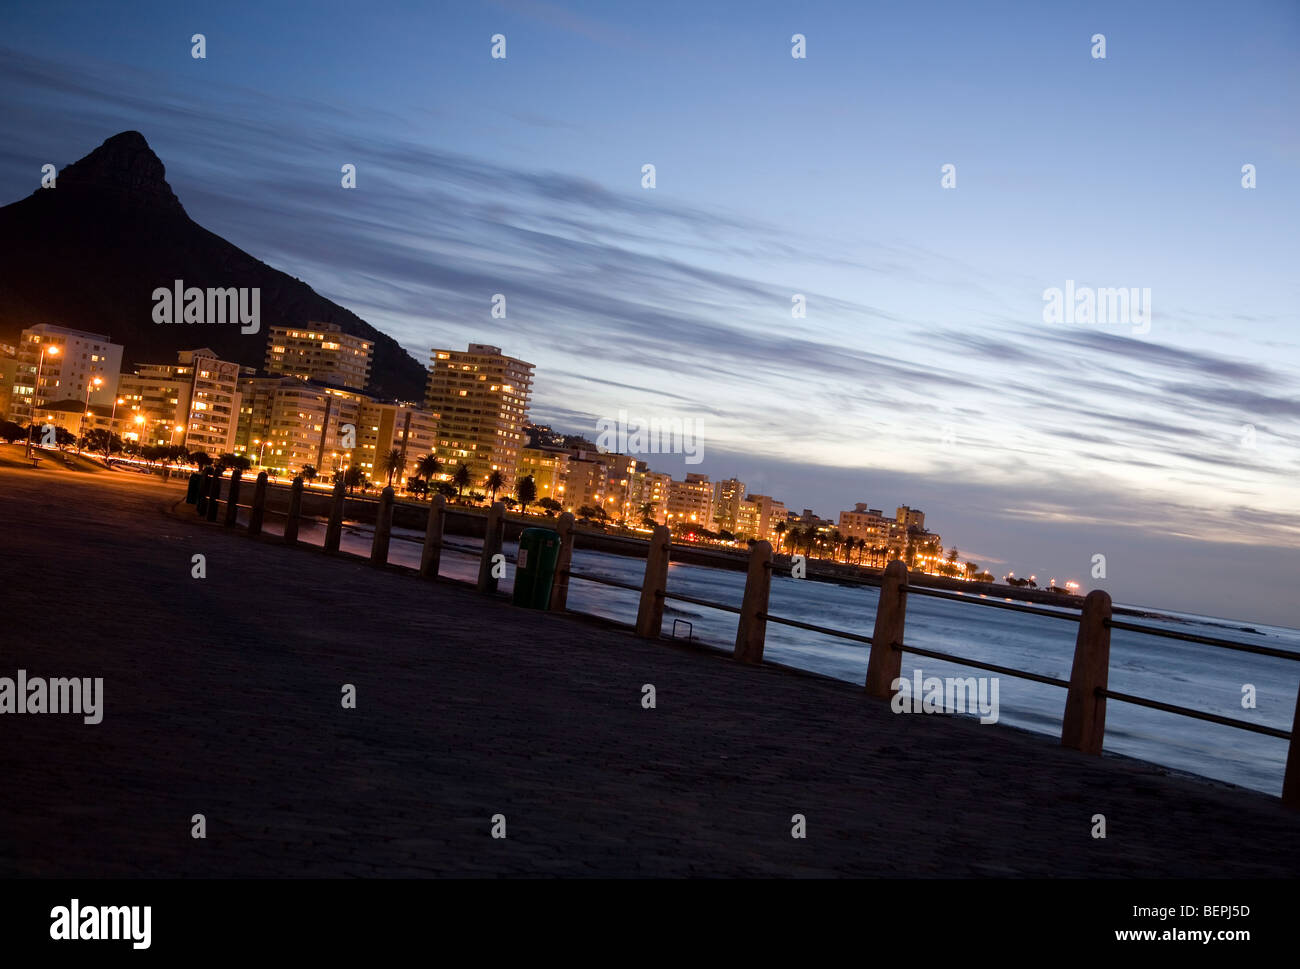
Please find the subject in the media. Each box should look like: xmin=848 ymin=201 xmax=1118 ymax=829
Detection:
xmin=1 ymin=0 xmax=1297 ymax=624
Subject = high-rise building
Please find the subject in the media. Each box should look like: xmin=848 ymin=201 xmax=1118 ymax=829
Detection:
xmin=602 ymin=453 xmax=640 ymax=523
xmin=745 ymin=494 xmax=789 ymax=544
xmin=712 ymin=478 xmax=747 ymax=533
xmin=235 ymin=375 xmax=367 ymax=475
xmin=265 ymin=322 xmax=372 ymax=390
xmin=839 ymin=503 xmax=893 ymax=545
xmin=621 ymin=463 xmax=670 ymax=526
xmin=667 ymin=473 xmax=714 ymax=529
xmin=116 ymin=348 xmax=245 ymax=453
xmin=562 ymin=453 xmax=610 ymax=515
xmin=896 ymin=505 xmax=925 ymax=531
xmin=11 ymin=324 xmax=122 ymax=426
xmin=425 ymin=344 xmax=534 ymax=496
xmin=355 ymin=401 xmax=440 ymax=486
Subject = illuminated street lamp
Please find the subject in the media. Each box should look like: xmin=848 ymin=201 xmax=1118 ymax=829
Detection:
xmin=134 ymin=413 xmax=146 ymax=452
xmin=24 ymin=343 xmax=59 ymax=457
xmin=78 ymin=375 xmax=104 ymax=451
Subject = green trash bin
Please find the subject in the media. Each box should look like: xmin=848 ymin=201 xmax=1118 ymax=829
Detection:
xmin=513 ymin=527 xmax=561 ymax=609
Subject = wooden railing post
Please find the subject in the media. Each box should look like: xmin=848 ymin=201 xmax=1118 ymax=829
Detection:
xmin=248 ymin=471 xmax=268 ymax=536
xmin=477 ymin=502 xmax=505 ymax=593
xmin=195 ymin=469 xmax=213 ymax=516
xmin=223 ymin=467 xmax=243 ymax=527
xmin=1061 ymin=589 xmax=1112 ymax=754
xmin=865 ymin=560 xmax=909 ymax=698
xmin=371 ymin=486 xmax=395 ymax=565
xmin=419 ymin=494 xmax=446 ymax=579
xmin=205 ymin=470 xmax=222 ymax=522
xmin=1281 ymin=681 xmax=1300 ymax=810
xmin=635 ymin=525 xmax=671 ymax=639
xmin=549 ymin=512 xmax=575 ymax=611
xmin=324 ymin=477 xmax=346 ymax=552
xmin=283 ymin=476 xmax=304 ymax=544
xmin=734 ymin=540 xmax=772 ymax=664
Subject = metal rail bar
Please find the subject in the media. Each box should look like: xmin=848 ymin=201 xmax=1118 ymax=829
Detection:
xmin=1100 ymin=688 xmax=1292 ymax=740
xmin=1105 ymin=619 xmax=1299 ymax=660
xmin=895 ymin=642 xmax=1071 ymax=689
xmin=758 ymin=613 xmax=873 ymax=645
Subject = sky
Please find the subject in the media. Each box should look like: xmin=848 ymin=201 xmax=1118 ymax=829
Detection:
xmin=0 ymin=0 xmax=1297 ymax=624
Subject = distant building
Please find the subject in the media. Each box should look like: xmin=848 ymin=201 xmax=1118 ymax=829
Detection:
xmin=516 ymin=446 xmax=570 ymax=503
xmin=425 ymin=344 xmax=534 ymax=496
xmin=667 ymin=473 xmax=714 ymax=529
xmin=838 ymin=503 xmax=893 ymax=545
xmin=602 ymin=453 xmax=641 ymax=523
xmin=745 ymin=494 xmax=788 ymax=544
xmin=11 ymin=324 xmax=122 ymax=426
xmin=563 ymin=452 xmax=611 ymax=515
xmin=712 ymin=478 xmax=747 ymax=533
xmin=265 ymin=322 xmax=372 ymax=391
xmin=896 ymin=505 xmax=925 ymax=531
xmin=117 ymin=348 xmax=244 ymax=453
xmin=626 ymin=464 xmax=670 ymax=525
xmin=235 ymin=375 xmax=368 ymax=475
xmin=24 ymin=399 xmax=119 ymax=441
xmin=355 ymin=401 xmax=440 ymax=486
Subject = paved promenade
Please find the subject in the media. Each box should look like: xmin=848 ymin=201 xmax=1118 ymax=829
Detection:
xmin=1 ymin=465 xmax=1298 ymax=877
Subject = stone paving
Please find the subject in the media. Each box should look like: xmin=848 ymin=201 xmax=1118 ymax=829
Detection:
xmin=1 ymin=465 xmax=1297 ymax=877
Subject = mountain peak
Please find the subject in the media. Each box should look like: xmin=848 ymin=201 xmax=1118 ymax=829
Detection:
xmin=48 ymin=130 xmax=185 ymax=215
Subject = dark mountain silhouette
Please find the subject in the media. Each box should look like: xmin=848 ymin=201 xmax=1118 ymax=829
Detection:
xmin=0 ymin=131 xmax=426 ymax=400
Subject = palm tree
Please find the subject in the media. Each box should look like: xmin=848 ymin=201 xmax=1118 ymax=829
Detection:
xmin=515 ymin=474 xmax=537 ymax=514
xmin=485 ymin=469 xmax=505 ymax=503
xmin=301 ymin=464 xmax=318 ymax=484
xmin=773 ymin=520 xmax=787 ymax=546
xmin=452 ymin=463 xmax=471 ymax=498
xmin=344 ymin=465 xmax=365 ymax=494
xmin=377 ymin=447 xmax=405 ymax=488
xmin=415 ymin=453 xmax=442 ymax=493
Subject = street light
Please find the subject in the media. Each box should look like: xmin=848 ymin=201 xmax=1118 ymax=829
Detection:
xmin=79 ymin=375 xmax=104 ymax=452
xmin=24 ymin=343 xmax=59 ymax=458
xmin=134 ymin=413 xmax=146 ymax=454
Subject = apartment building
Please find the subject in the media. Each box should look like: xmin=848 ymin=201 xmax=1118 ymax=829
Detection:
xmin=265 ymin=322 xmax=372 ymax=391
xmin=236 ymin=375 xmax=368 ymax=475
xmin=425 ymin=344 xmax=534 ymax=496
xmin=354 ymin=401 xmax=440 ymax=486
xmin=666 ymin=472 xmax=714 ymax=528
xmin=117 ymin=348 xmax=244 ymax=453
xmin=11 ymin=324 xmax=122 ymax=426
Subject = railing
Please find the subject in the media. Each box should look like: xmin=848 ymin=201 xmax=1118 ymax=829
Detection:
xmin=193 ymin=467 xmax=1300 ymax=809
